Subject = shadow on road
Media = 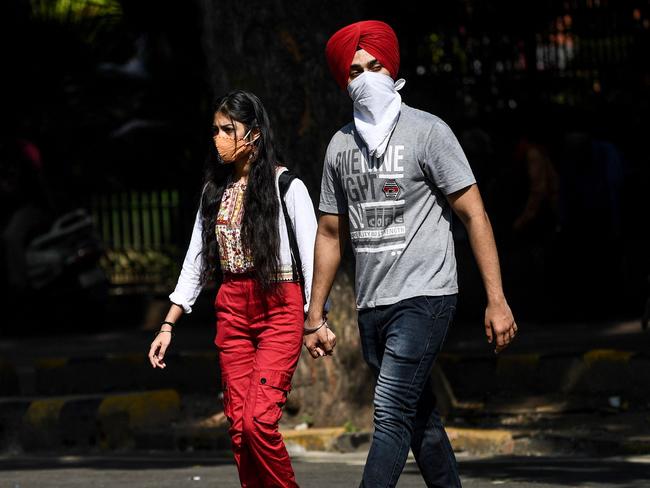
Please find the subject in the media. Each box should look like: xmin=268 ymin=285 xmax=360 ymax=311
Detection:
xmin=0 ymin=452 xmax=234 ymax=471
xmin=449 ymin=455 xmax=650 ymax=486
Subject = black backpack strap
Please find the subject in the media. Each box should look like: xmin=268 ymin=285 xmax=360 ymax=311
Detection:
xmin=278 ymin=169 xmax=306 ymax=305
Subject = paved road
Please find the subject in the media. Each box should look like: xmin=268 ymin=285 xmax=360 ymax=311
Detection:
xmin=1 ymin=451 xmax=649 ymax=487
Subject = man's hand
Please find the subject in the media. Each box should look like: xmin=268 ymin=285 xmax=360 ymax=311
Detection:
xmin=485 ymin=299 xmax=517 ymax=354
xmin=304 ymin=315 xmax=337 ymax=359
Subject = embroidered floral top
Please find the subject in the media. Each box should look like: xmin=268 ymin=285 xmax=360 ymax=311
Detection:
xmin=170 ymin=167 xmax=323 ymax=314
xmin=215 ymin=181 xmax=254 ymax=274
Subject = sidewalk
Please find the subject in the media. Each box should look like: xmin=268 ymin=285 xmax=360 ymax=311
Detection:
xmin=2 ymin=318 xmax=647 ymax=363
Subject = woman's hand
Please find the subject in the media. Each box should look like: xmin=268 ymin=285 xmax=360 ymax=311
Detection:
xmin=148 ymin=326 xmax=173 ymax=368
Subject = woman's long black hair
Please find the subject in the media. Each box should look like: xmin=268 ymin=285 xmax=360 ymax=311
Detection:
xmin=199 ymin=90 xmax=281 ymax=291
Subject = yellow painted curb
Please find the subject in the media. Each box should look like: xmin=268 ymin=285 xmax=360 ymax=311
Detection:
xmin=280 ymin=426 xmax=515 ymax=454
xmin=23 ymin=398 xmax=67 ymax=429
xmin=97 ymin=389 xmax=180 ymax=430
xmin=35 ymin=358 xmax=68 ymax=369
xmin=583 ymin=349 xmax=634 ymax=365
xmin=281 ymin=427 xmax=346 ymax=451
xmin=447 ymin=427 xmax=514 ymax=454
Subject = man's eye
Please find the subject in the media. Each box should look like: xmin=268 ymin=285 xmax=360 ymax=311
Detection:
xmin=372 ymin=64 xmax=382 ymax=71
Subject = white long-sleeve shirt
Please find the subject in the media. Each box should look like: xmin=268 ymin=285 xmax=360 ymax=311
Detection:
xmin=169 ymin=167 xmax=318 ymax=314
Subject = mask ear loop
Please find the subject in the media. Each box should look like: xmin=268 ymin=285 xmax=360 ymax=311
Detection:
xmin=241 ymin=127 xmax=253 ymax=143
xmin=242 ymin=126 xmax=262 ymax=145
xmin=246 ymin=126 xmax=261 ymax=162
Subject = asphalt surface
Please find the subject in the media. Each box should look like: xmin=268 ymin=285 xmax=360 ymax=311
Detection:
xmin=1 ymin=451 xmax=649 ymax=487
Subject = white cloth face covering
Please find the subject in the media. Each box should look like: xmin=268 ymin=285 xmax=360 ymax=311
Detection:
xmin=347 ymin=71 xmax=406 ymax=159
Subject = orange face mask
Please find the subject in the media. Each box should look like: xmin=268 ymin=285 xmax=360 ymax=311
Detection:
xmin=213 ymin=128 xmax=258 ymax=163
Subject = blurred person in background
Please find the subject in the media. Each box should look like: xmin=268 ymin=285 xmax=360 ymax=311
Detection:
xmin=508 ymin=112 xmax=562 ymax=318
xmin=0 ymin=121 xmax=53 ymax=333
xmin=512 ymin=136 xmax=560 ymax=236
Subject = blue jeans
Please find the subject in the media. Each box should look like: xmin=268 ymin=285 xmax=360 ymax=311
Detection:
xmin=358 ymin=295 xmax=461 ymax=488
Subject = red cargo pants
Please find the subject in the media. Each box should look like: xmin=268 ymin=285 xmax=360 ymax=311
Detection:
xmin=215 ymin=273 xmax=303 ymax=488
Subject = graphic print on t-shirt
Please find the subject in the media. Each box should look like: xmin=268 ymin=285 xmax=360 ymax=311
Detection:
xmin=336 ymin=144 xmax=406 ymax=254
xmin=319 ymin=105 xmax=477 ymax=308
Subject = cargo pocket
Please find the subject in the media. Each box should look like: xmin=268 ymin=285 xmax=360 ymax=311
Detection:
xmin=221 ymin=378 xmax=233 ymax=425
xmin=253 ymin=370 xmax=292 ymax=427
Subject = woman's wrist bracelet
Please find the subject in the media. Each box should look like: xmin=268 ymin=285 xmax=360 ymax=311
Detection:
xmin=160 ymin=321 xmax=175 ymax=327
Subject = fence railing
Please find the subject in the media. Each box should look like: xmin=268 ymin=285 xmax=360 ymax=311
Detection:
xmin=90 ymin=189 xmax=182 ymax=293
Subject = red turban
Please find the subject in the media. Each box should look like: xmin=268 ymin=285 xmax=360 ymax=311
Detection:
xmin=325 ymin=20 xmax=400 ymax=90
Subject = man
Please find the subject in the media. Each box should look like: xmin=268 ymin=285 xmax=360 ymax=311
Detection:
xmin=304 ymin=20 xmax=517 ymax=487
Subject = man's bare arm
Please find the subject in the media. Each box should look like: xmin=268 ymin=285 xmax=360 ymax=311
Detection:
xmin=447 ymin=184 xmax=517 ymax=353
xmin=304 ymin=213 xmax=348 ymax=358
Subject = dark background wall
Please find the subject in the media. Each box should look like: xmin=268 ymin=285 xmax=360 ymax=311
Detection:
xmin=0 ymin=0 xmax=648 ymax=334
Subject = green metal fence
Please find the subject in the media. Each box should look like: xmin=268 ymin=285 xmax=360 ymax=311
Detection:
xmin=90 ymin=189 xmax=182 ymax=294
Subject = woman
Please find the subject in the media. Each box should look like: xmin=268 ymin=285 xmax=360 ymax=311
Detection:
xmin=147 ymin=90 xmax=332 ymax=487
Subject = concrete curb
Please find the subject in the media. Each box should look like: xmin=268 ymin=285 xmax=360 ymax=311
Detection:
xmin=306 ymin=426 xmax=517 ymax=456
xmin=1 ymin=389 xmax=181 ymax=450
xmin=283 ymin=427 xmax=347 ymax=452
xmin=514 ymin=430 xmax=650 ymax=457
xmin=447 ymin=427 xmax=515 ymax=455
xmin=2 ymin=388 xmax=523 ymax=455
xmin=438 ymin=349 xmax=650 ymax=399
xmin=4 ymin=400 xmax=649 ymax=457
xmin=291 ymin=425 xmax=650 ymax=457
xmin=2 ymin=347 xmax=648 ymax=456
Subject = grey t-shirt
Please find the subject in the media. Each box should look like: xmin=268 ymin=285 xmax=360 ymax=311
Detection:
xmin=319 ymin=104 xmax=476 ymax=309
